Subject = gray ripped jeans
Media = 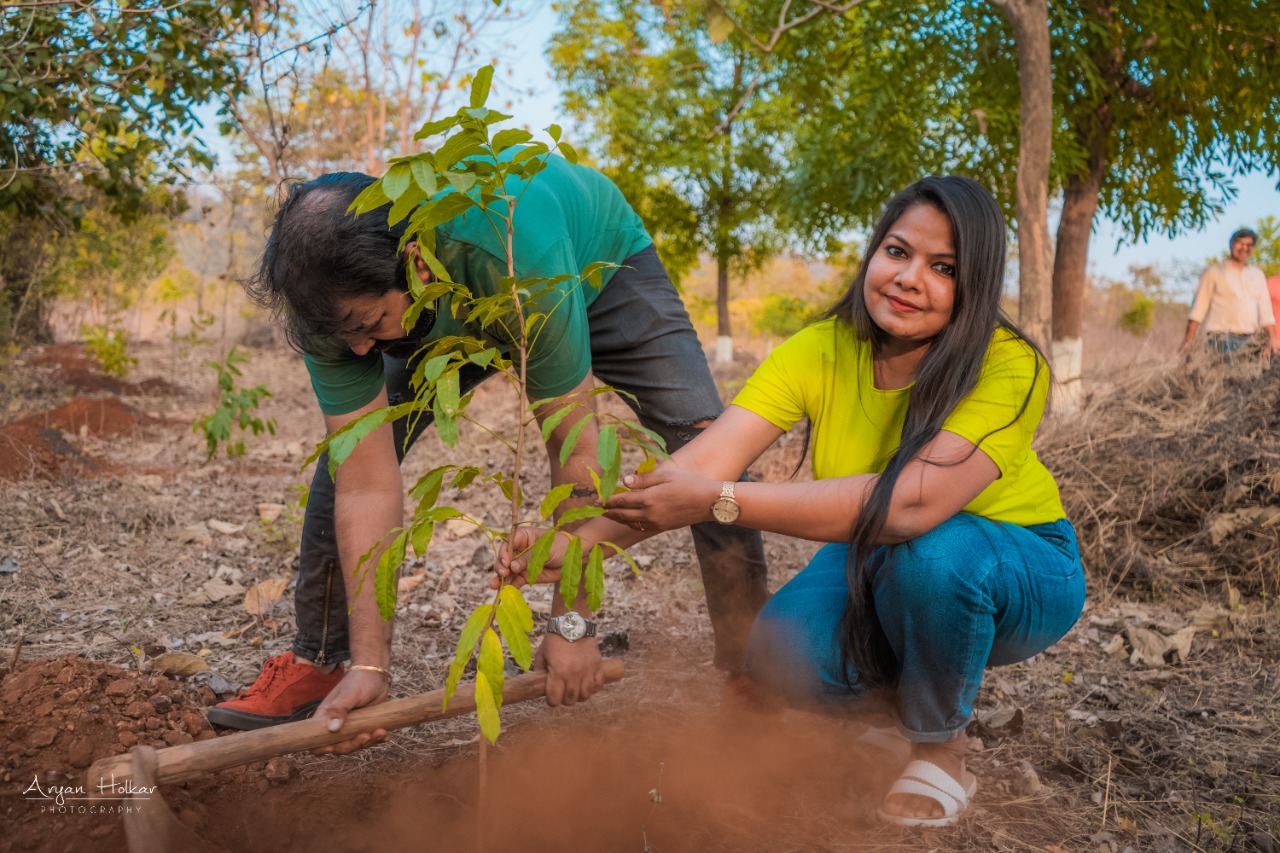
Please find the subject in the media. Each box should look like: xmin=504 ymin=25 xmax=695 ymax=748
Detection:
xmin=294 ymin=245 xmax=769 ymax=672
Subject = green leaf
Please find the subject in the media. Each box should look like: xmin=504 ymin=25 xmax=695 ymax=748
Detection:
xmin=347 ymin=180 xmax=390 ymax=215
xmin=546 ymin=123 xmax=562 ymax=142
xmin=478 ymin=627 xmax=505 ymax=710
xmin=325 ymin=409 xmax=390 ymax=480
xmin=559 ymin=536 xmax=583 ymax=611
xmin=410 ymin=521 xmax=434 ymax=557
xmin=601 ymin=541 xmax=643 ymax=576
xmin=558 ymin=141 xmax=580 ymax=165
xmin=474 ymin=671 xmax=501 ymax=744
xmin=539 ymin=403 xmax=577 ymax=442
xmin=540 ymin=483 xmax=576 ymax=519
xmin=558 ymin=505 xmax=606 ymax=526
xmin=383 ymin=163 xmax=412 ymax=201
xmin=444 ymin=604 xmax=492 ymax=710
xmin=495 ymin=586 xmax=534 ymax=670
xmin=636 ymin=455 xmax=657 ymax=475
xmin=433 ymin=370 xmax=460 ymax=446
xmin=526 ymin=528 xmax=557 ymax=585
xmin=410 ymin=465 xmax=451 ymax=507
xmin=492 ymin=128 xmax=533 ymax=153
xmin=596 ymin=424 xmax=620 ymax=502
xmin=414 ymin=115 xmax=458 ymax=141
xmin=558 ymin=413 xmax=594 ymax=466
xmin=375 ymin=532 xmax=407 ymax=620
xmin=410 ymin=159 xmax=438 ymax=195
xmin=585 ymin=544 xmax=604 ymax=611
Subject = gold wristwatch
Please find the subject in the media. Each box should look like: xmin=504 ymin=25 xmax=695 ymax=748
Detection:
xmin=711 ymin=481 xmax=741 ymax=524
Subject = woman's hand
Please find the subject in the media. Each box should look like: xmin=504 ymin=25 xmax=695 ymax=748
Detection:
xmin=605 ymin=464 xmax=722 ymax=531
xmin=495 ymin=525 xmax=567 ymax=589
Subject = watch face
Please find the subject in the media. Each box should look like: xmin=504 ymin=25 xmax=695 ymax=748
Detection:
xmin=712 ymin=498 xmax=740 ymax=524
xmin=559 ymin=612 xmax=586 ymax=641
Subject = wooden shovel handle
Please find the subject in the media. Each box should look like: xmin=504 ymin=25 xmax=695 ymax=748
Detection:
xmin=88 ymin=658 xmax=625 ymax=789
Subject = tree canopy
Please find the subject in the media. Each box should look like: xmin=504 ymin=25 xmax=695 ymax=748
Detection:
xmin=1 ymin=0 xmax=255 ymax=218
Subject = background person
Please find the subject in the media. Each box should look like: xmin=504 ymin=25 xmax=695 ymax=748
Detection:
xmin=500 ymin=175 xmax=1085 ymax=828
xmin=1181 ymin=228 xmax=1277 ymax=357
xmin=210 ymin=153 xmax=769 ymax=736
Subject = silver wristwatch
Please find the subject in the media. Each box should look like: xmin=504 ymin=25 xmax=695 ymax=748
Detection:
xmin=546 ymin=612 xmax=597 ymax=642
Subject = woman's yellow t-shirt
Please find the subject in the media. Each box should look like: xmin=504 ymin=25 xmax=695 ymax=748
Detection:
xmin=732 ymin=317 xmax=1065 ymax=527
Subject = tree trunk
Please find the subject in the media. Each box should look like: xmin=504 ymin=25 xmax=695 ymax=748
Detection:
xmin=991 ymin=0 xmax=1053 ymax=354
xmin=715 ymin=251 xmax=732 ymax=365
xmin=1050 ymin=107 xmax=1111 ymax=403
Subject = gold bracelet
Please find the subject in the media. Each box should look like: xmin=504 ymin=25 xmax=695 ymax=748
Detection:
xmin=348 ymin=664 xmax=392 ymax=679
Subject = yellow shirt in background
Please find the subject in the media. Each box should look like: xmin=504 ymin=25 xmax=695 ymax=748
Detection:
xmin=732 ymin=317 xmax=1065 ymax=527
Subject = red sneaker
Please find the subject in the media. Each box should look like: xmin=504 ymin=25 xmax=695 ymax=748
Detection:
xmin=207 ymin=653 xmax=344 ymax=730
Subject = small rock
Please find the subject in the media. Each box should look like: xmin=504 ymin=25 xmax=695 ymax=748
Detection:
xmin=263 ymin=757 xmax=296 ymax=784
xmin=123 ymin=700 xmax=153 ymax=719
xmin=28 ymin=728 xmax=56 ymax=748
xmin=55 ymin=666 xmax=76 ymax=684
xmin=163 ymin=730 xmax=194 ymax=746
xmin=149 ymin=694 xmax=173 ymax=713
xmin=118 ymin=731 xmax=139 ymax=748
xmin=105 ymin=679 xmax=136 ymax=697
xmin=145 ymin=717 xmax=163 ymax=731
xmin=67 ymin=737 xmax=95 ymax=768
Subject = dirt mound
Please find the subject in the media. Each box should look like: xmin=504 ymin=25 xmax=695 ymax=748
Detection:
xmin=0 ymin=397 xmax=150 ymax=482
xmin=0 ymin=654 xmax=219 ymax=852
xmin=27 ymin=343 xmax=180 ymax=397
xmin=1043 ymin=360 xmax=1280 ymax=596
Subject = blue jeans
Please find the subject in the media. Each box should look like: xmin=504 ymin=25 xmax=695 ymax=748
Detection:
xmin=294 ymin=245 xmax=770 ymax=672
xmin=746 ymin=514 xmax=1085 ymax=741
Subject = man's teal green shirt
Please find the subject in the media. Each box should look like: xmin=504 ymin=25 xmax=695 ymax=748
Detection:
xmin=304 ymin=153 xmax=653 ymax=415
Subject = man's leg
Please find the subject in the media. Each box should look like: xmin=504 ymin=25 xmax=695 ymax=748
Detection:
xmin=209 ymin=355 xmax=492 ymax=729
xmin=585 ymin=245 xmax=769 ymax=672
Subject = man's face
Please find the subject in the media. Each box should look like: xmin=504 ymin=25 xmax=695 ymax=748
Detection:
xmin=1230 ymin=236 xmax=1255 ymax=265
xmin=334 ymin=290 xmax=412 ymax=356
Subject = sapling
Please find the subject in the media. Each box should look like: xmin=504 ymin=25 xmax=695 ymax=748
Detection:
xmin=312 ymin=66 xmax=665 ymax=743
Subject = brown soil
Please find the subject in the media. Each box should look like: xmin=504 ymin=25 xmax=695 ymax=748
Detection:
xmin=0 ymin=654 xmax=220 ymax=852
xmin=0 ymin=398 xmax=151 ymax=483
xmin=25 ymin=344 xmax=180 ymax=397
xmin=0 ymin=337 xmax=1277 ymax=853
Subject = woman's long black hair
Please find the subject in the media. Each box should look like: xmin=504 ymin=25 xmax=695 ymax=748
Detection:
xmin=829 ymin=176 xmax=1047 ymax=689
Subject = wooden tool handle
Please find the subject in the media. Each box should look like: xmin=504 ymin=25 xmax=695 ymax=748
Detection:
xmin=88 ymin=658 xmax=624 ymax=789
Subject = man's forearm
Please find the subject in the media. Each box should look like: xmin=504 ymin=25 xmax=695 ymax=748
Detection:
xmin=334 ymin=486 xmax=403 ymax=667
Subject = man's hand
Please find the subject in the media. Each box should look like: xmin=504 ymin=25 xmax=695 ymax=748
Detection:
xmin=537 ymin=634 xmax=604 ymax=706
xmin=494 ymin=526 xmax=567 ymax=589
xmin=311 ymin=669 xmax=390 ymax=755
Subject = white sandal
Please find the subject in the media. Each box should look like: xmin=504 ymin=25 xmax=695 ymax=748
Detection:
xmin=876 ymin=758 xmax=977 ymax=827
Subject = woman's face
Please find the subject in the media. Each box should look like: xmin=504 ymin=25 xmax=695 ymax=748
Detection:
xmin=862 ymin=202 xmax=957 ymax=355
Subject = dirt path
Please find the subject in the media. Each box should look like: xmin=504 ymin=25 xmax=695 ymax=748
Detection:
xmin=0 ymin=341 xmax=1276 ymax=852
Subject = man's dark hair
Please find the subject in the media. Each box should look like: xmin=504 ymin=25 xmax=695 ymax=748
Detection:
xmin=1230 ymin=228 xmax=1258 ymax=248
xmin=245 ymin=172 xmax=409 ymax=355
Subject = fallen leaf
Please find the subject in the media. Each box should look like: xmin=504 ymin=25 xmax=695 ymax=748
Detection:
xmin=183 ymin=578 xmax=246 ymax=606
xmin=244 ymin=577 xmax=290 ymax=616
xmin=1191 ymin=602 xmax=1231 ymax=635
xmin=1168 ymin=626 xmax=1195 ymax=662
xmin=1126 ymin=625 xmax=1184 ymax=668
xmin=1102 ymin=634 xmax=1127 ymax=657
xmin=207 ymin=519 xmax=245 ymax=535
xmin=258 ymin=502 xmax=287 ymax=523
xmin=398 ymin=575 xmax=426 ymax=595
xmin=149 ymin=652 xmax=210 ymax=677
xmin=175 ymin=522 xmax=211 ymax=546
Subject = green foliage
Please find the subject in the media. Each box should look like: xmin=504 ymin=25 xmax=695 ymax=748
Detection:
xmin=1 ymin=0 xmax=254 ymax=218
xmin=549 ymin=0 xmax=796 ymax=331
xmin=1118 ymin=293 xmax=1155 ymax=335
xmin=80 ymin=324 xmax=137 ymax=378
xmin=753 ymin=293 xmax=820 ymax=339
xmin=318 ymin=69 xmax=668 ymax=742
xmin=1252 ymin=216 xmax=1280 ymax=279
xmin=193 ymin=346 xmax=277 ymax=461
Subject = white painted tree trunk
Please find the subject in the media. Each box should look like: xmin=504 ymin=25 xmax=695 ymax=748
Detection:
xmin=715 ymin=335 xmax=734 ymax=366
